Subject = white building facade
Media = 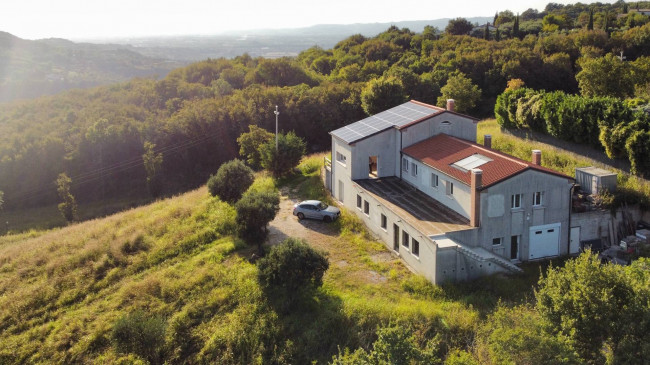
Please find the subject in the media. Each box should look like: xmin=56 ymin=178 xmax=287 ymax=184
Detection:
xmin=329 ymin=100 xmax=574 ymax=284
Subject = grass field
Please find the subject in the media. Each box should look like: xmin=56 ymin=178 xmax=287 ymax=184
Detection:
xmin=0 ymin=155 xmax=552 ymax=364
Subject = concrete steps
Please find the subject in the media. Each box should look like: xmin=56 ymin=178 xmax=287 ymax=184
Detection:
xmin=456 ymin=245 xmax=523 ymax=274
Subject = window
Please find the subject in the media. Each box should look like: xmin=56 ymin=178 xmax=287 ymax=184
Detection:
xmin=511 ymin=194 xmax=522 ymax=209
xmin=356 ymin=194 xmax=362 ymax=209
xmin=412 ymin=239 xmax=419 ymax=257
xmin=336 ymin=151 xmax=346 ymax=165
xmin=402 ymin=157 xmax=409 ymax=172
xmin=380 ymin=214 xmax=387 ymax=230
xmin=492 ymin=237 xmax=502 ymax=246
xmin=446 ymin=181 xmax=454 ymax=196
xmin=431 ymin=173 xmax=439 ymax=188
xmin=533 ymin=191 xmax=543 ymax=206
xmin=402 ymin=232 xmax=410 ymax=249
xmin=411 ymin=162 xmax=418 ymax=177
xmin=364 ymin=200 xmax=369 ymax=215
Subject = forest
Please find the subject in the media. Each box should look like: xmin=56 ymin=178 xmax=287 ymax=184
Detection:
xmin=1 ymin=1 xmax=650 ymax=226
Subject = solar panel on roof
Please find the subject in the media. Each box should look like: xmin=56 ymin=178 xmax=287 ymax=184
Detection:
xmin=330 ymin=101 xmax=440 ymax=144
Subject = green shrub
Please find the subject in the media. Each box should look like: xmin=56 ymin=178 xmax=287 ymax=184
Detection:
xmin=111 ymin=310 xmax=167 ymax=365
xmin=235 ymin=190 xmax=280 ymax=251
xmin=258 ymin=238 xmax=329 ymax=304
xmin=207 ymin=159 xmax=254 ymax=203
xmin=259 ymin=132 xmax=306 ymax=178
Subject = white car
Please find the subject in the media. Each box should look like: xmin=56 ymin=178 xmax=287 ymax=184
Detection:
xmin=292 ymin=200 xmax=340 ymax=222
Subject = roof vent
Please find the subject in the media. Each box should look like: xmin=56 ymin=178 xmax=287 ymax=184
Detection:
xmin=446 ymin=99 xmax=455 ymax=112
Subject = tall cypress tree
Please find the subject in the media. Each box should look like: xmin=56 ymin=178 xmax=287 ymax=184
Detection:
xmin=495 ymin=27 xmax=501 ymax=41
xmin=588 ymin=8 xmax=594 ymax=30
xmin=484 ymin=23 xmax=490 ymax=40
xmin=513 ymin=15 xmax=520 ymax=39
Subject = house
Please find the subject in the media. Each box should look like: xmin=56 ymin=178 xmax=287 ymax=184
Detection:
xmin=328 ymin=100 xmax=574 ymax=284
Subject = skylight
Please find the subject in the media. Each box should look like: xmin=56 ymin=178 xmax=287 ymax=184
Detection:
xmin=452 ymin=154 xmax=492 ymax=172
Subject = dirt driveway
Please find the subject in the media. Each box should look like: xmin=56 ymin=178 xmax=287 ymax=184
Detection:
xmin=267 ymin=187 xmax=398 ymax=285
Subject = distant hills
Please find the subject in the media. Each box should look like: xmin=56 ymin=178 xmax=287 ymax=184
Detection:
xmin=0 ymin=31 xmax=185 ymax=102
xmin=83 ymin=17 xmax=492 ymax=61
xmin=0 ymin=18 xmax=491 ymax=101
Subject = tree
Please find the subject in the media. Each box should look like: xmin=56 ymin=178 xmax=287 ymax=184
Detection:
xmin=626 ymin=129 xmax=650 ymax=177
xmin=483 ymin=23 xmax=490 ymax=40
xmin=142 ymin=141 xmax=163 ymax=198
xmin=445 ymin=18 xmax=474 ymax=35
xmin=587 ymin=8 xmax=594 ymax=30
xmin=235 ymin=190 xmax=280 ymax=252
xmin=331 ymin=324 xmax=440 ymax=365
xmin=207 ymin=159 xmax=254 ymax=203
xmin=536 ymin=253 xmax=650 ymax=363
xmin=257 ymin=238 xmax=329 ymax=304
xmin=237 ymin=125 xmax=274 ymax=170
xmin=576 ymin=54 xmax=635 ymax=98
xmin=437 ymin=73 xmax=482 ymax=114
xmin=259 ymin=131 xmax=306 ymax=178
xmin=495 ymin=27 xmax=501 ymax=41
xmin=56 ymin=173 xmax=77 ymax=223
xmin=512 ymin=15 xmax=520 ymax=39
xmin=360 ymin=76 xmax=408 ymax=115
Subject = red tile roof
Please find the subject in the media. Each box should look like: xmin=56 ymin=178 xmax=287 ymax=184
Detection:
xmin=402 ymin=134 xmax=573 ymax=188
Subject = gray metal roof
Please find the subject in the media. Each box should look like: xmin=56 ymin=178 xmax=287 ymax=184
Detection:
xmin=330 ymin=101 xmax=442 ymax=144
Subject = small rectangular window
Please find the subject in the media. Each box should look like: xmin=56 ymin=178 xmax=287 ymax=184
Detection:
xmin=412 ymin=239 xmax=419 ymax=257
xmin=492 ymin=237 xmax=502 ymax=246
xmin=380 ymin=214 xmax=387 ymax=229
xmin=356 ymin=194 xmax=362 ymax=209
xmin=431 ymin=173 xmax=439 ymax=188
xmin=511 ymin=194 xmax=522 ymax=209
xmin=411 ymin=162 xmax=418 ymax=176
xmin=533 ymin=191 xmax=543 ymax=206
xmin=402 ymin=158 xmax=409 ymax=172
xmin=446 ymin=181 xmax=454 ymax=196
xmin=364 ymin=200 xmax=369 ymax=215
xmin=336 ymin=151 xmax=347 ymax=165
xmin=402 ymin=232 xmax=410 ymax=249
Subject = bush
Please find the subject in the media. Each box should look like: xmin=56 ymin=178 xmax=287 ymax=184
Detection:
xmin=259 ymin=132 xmax=306 ymax=178
xmin=111 ymin=310 xmax=167 ymax=365
xmin=257 ymin=238 xmax=329 ymax=303
xmin=235 ymin=190 xmax=280 ymax=251
xmin=207 ymin=159 xmax=254 ymax=203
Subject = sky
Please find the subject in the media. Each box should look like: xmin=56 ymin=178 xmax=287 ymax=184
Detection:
xmin=2 ymin=0 xmax=618 ymax=40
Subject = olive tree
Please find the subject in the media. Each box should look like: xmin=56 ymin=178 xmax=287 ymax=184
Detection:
xmin=207 ymin=159 xmax=254 ymax=203
xmin=235 ymin=190 xmax=280 ymax=252
xmin=259 ymin=132 xmax=306 ymax=178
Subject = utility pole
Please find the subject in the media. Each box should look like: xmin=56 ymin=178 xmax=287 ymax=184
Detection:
xmin=274 ymin=105 xmax=280 ymax=151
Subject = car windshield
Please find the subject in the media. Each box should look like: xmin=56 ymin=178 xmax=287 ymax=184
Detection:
xmin=318 ymin=202 xmax=328 ymax=210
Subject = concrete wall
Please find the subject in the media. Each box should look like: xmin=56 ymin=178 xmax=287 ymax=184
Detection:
xmin=435 ymin=245 xmax=508 ymax=283
xmin=401 ymin=112 xmax=478 ymax=148
xmin=331 ymin=137 xmax=353 ymax=204
xmin=348 ymin=129 xmax=399 ymax=181
xmin=449 ymin=169 xmax=573 ymax=261
xmin=571 ymin=210 xmax=612 ymax=244
xmin=347 ymin=182 xmax=438 ymax=283
xmin=401 ymin=155 xmax=471 ymax=218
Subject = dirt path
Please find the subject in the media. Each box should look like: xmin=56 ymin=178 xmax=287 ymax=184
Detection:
xmin=267 ymin=187 xmax=340 ymax=250
xmin=267 ymin=186 xmax=397 ymax=285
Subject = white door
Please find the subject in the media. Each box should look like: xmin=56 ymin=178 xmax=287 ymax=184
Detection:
xmin=338 ymin=180 xmax=344 ymax=202
xmin=570 ymin=227 xmax=580 ymax=254
xmin=529 ymin=223 xmax=561 ymax=259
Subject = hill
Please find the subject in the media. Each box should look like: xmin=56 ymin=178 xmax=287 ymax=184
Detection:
xmin=0 ymin=163 xmax=490 ymax=363
xmin=96 ymin=17 xmax=491 ymax=61
xmin=0 ymin=31 xmax=184 ymax=102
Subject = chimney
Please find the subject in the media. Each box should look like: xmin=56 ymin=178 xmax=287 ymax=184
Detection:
xmin=470 ymin=169 xmax=482 ymax=228
xmin=446 ymin=99 xmax=455 ymax=112
xmin=484 ymin=134 xmax=492 ymax=149
xmin=532 ymin=150 xmax=542 ymax=165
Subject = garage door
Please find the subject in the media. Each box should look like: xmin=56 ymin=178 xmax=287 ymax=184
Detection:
xmin=529 ymin=223 xmax=561 ymax=259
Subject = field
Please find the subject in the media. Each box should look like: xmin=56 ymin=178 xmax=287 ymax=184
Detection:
xmin=0 ymin=154 xmax=553 ymax=364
